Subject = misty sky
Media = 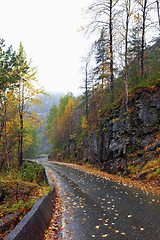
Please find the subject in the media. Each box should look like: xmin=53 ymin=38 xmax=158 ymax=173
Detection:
xmin=0 ymin=0 xmax=92 ymax=95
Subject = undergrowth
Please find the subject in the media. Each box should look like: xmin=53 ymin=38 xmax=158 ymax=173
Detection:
xmin=0 ymin=161 xmax=51 ymax=238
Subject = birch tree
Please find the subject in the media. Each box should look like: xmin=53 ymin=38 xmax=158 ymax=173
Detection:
xmin=81 ymin=56 xmax=92 ymax=120
xmin=135 ymin=0 xmax=158 ymax=80
xmin=124 ymin=0 xmax=132 ymax=110
xmin=86 ymin=0 xmax=119 ymax=99
xmin=15 ymin=43 xmax=28 ymax=168
xmin=156 ymin=0 xmax=160 ymax=34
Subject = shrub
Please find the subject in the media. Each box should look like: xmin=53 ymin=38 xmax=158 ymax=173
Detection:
xmin=22 ymin=161 xmax=45 ymax=184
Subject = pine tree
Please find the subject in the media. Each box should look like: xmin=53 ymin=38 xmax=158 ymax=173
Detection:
xmin=94 ymin=28 xmax=109 ymax=93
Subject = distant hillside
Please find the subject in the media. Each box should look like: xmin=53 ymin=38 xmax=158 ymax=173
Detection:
xmin=29 ymin=92 xmax=64 ymax=155
xmin=30 ymin=92 xmax=64 ymax=121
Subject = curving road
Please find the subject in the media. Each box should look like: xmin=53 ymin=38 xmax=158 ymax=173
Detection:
xmin=38 ymin=159 xmax=160 ymax=240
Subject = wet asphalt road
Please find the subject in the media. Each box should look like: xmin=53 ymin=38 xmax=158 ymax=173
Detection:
xmin=39 ymin=159 xmax=160 ymax=240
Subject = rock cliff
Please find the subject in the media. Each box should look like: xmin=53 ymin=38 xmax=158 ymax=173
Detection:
xmin=70 ymin=88 xmax=160 ymax=177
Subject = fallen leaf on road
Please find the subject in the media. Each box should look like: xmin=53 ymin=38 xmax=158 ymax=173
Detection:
xmin=140 ymin=227 xmax=144 ymax=231
xmin=102 ymin=234 xmax=108 ymax=237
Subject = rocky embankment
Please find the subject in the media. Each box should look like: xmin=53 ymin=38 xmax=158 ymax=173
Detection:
xmin=65 ymin=88 xmax=160 ymax=180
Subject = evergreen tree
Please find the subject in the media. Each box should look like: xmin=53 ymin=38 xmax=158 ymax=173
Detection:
xmin=94 ymin=28 xmax=109 ymax=92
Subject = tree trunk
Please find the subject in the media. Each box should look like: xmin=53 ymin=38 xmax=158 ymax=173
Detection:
xmin=85 ymin=61 xmax=89 ymax=120
xmin=109 ymin=0 xmax=114 ymax=96
xmin=18 ymin=81 xmax=24 ymax=168
xmin=18 ymin=113 xmax=23 ymax=168
xmin=124 ymin=0 xmax=130 ymax=111
xmin=141 ymin=0 xmax=147 ymax=81
xmin=156 ymin=0 xmax=160 ymax=34
xmin=0 ymin=98 xmax=5 ymax=140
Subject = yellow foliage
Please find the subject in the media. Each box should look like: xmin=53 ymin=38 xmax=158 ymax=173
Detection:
xmin=52 ymin=97 xmax=77 ymax=144
xmin=81 ymin=116 xmax=88 ymax=129
xmin=65 ymin=98 xmax=74 ymax=118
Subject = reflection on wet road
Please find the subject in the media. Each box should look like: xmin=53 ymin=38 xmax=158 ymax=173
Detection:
xmin=41 ymin=160 xmax=160 ymax=240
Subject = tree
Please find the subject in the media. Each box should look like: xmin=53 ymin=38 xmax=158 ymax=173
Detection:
xmin=15 ymin=43 xmax=29 ymax=168
xmin=124 ymin=0 xmax=132 ymax=110
xmin=81 ymin=116 xmax=88 ymax=129
xmin=81 ymin=56 xmax=93 ymax=120
xmin=51 ymin=93 xmax=75 ymax=148
xmin=0 ymin=39 xmax=20 ymax=142
xmin=86 ymin=0 xmax=119 ymax=99
xmin=140 ymin=0 xmax=148 ymax=80
xmin=0 ymin=39 xmax=45 ymax=171
xmin=64 ymin=98 xmax=75 ymax=136
xmin=57 ymin=92 xmax=73 ymax=117
xmin=0 ymin=91 xmax=18 ymax=171
xmin=109 ymin=0 xmax=114 ymax=93
xmin=84 ymin=58 xmax=90 ymax=119
xmin=0 ymin=39 xmax=24 ymax=170
xmin=23 ymin=121 xmax=41 ymax=159
xmin=45 ymin=104 xmax=58 ymax=146
xmin=94 ymin=28 xmax=109 ymax=94
xmin=0 ymin=39 xmax=18 ymax=94
xmin=135 ymin=0 xmax=158 ymax=80
xmin=156 ymin=0 xmax=160 ymax=33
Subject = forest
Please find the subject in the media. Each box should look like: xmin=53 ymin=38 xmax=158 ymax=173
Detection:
xmin=0 ymin=40 xmax=44 ymax=171
xmin=45 ymin=0 xmax=160 ymax=159
xmin=0 ymin=0 xmax=159 ymax=238
xmin=0 ymin=39 xmax=51 ymax=237
xmin=0 ymin=0 xmax=160 ymax=173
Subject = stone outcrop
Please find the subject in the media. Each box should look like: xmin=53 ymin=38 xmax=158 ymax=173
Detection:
xmin=67 ymin=88 xmax=160 ymax=176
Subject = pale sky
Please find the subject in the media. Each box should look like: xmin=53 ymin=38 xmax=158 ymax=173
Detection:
xmin=0 ymin=0 xmax=92 ymax=95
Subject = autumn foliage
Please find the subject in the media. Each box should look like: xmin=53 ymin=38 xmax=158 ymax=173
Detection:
xmin=46 ymin=94 xmax=82 ymax=149
xmin=0 ymin=39 xmax=44 ymax=172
